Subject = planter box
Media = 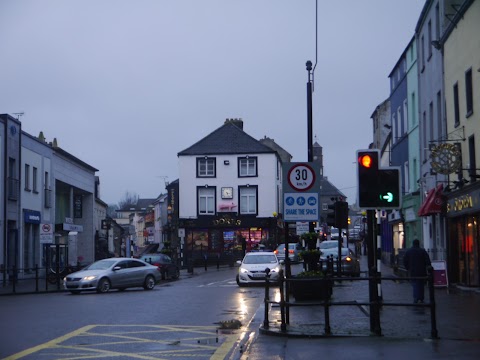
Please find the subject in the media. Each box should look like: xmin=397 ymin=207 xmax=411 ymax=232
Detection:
xmin=291 ymin=277 xmax=333 ymax=301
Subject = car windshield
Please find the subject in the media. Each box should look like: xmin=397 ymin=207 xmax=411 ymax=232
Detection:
xmin=84 ymin=259 xmax=118 ymax=270
xmin=319 ymin=241 xmax=338 ymax=249
xmin=243 ymin=254 xmax=278 ymax=264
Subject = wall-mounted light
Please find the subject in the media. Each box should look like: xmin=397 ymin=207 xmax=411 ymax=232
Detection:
xmin=204 ymin=156 xmax=208 ymax=160
xmin=246 ymin=155 xmax=249 ymax=159
xmin=224 ymin=160 xmax=230 ymax=165
xmin=205 ymin=184 xmax=208 ymax=188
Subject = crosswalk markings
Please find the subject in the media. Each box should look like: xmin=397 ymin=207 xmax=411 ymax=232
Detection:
xmin=5 ymin=324 xmax=240 ymax=360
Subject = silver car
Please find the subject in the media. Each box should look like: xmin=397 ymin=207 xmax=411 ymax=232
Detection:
xmin=274 ymin=243 xmax=302 ymax=262
xmin=236 ymin=251 xmax=283 ymax=286
xmin=63 ymin=258 xmax=162 ymax=294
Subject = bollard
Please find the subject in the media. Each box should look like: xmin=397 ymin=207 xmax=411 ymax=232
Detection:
xmin=204 ymin=254 xmax=208 ymax=271
xmin=35 ymin=264 xmax=39 ymax=292
xmin=187 ymin=259 xmax=194 ymax=274
xmin=263 ymin=268 xmax=271 ymax=329
xmin=427 ymin=266 xmax=438 ymax=338
xmin=216 ymin=253 xmax=220 ymax=270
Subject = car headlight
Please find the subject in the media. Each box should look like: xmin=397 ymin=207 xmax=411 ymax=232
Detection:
xmin=270 ymin=266 xmax=281 ymax=273
xmin=240 ymin=267 xmax=249 ymax=274
xmin=83 ymin=276 xmax=97 ymax=281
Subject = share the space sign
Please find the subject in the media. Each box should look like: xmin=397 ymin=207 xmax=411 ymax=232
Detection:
xmin=282 ymin=162 xmax=321 ymax=222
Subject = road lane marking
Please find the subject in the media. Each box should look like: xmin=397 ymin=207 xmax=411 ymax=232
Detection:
xmin=4 ymin=324 xmax=240 ymax=360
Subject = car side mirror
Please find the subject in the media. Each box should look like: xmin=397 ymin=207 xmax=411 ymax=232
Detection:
xmin=279 ymin=260 xmax=285 ymax=265
xmin=236 ymin=260 xmax=242 ymax=265
xmin=113 ymin=266 xmax=122 ymax=271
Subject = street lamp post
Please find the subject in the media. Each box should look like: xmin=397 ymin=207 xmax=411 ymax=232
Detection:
xmin=272 ymin=212 xmax=278 ymax=249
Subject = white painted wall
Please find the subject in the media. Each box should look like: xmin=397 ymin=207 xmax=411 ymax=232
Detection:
xmin=179 ymin=153 xmax=279 ymax=218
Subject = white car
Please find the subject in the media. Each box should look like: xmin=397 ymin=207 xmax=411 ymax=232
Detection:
xmin=236 ymin=252 xmax=283 ymax=286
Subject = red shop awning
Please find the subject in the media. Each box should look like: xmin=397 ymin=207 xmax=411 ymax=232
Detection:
xmin=418 ymin=184 xmax=445 ymax=217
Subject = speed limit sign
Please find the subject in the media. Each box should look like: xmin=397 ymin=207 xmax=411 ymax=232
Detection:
xmin=287 ymin=163 xmax=316 ymax=191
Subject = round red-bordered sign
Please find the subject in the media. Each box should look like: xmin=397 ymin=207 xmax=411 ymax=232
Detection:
xmin=287 ymin=164 xmax=316 ymax=191
xmin=42 ymin=224 xmax=51 ymax=232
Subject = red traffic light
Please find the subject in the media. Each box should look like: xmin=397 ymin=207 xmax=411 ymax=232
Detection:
xmin=359 ymin=154 xmax=373 ymax=168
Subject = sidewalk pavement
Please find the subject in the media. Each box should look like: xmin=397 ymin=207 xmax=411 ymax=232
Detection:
xmin=236 ymin=254 xmax=480 ymax=360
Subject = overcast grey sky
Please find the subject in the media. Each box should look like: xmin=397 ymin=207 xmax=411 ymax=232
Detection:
xmin=0 ymin=0 xmax=425 ymax=205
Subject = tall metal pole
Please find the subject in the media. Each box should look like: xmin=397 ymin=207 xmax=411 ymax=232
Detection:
xmin=306 ymin=61 xmax=314 ymax=233
xmin=306 ymin=61 xmax=313 ymax=163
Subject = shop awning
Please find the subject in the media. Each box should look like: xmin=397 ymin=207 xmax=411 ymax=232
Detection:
xmin=418 ymin=184 xmax=445 ymax=217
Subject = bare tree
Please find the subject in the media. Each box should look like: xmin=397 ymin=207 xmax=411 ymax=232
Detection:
xmin=118 ymin=191 xmax=139 ymax=209
xmin=106 ymin=204 xmax=119 ymax=218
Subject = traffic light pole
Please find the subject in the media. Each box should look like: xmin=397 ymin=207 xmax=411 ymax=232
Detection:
xmin=367 ymin=209 xmax=381 ymax=335
xmin=376 ymin=209 xmax=383 ymax=303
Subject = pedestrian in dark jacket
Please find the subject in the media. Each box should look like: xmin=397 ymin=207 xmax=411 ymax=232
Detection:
xmin=403 ymin=239 xmax=432 ymax=303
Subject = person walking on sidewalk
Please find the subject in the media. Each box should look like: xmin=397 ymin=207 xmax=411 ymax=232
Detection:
xmin=403 ymin=239 xmax=431 ymax=303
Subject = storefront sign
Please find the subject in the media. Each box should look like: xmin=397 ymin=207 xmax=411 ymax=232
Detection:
xmin=213 ymin=216 xmax=242 ymax=226
xmin=63 ymin=223 xmax=83 ymax=232
xmin=446 ymin=189 xmax=480 ymax=216
xmin=24 ymin=209 xmax=41 ymax=224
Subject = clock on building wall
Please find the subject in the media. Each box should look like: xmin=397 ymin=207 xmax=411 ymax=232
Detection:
xmin=221 ymin=187 xmax=233 ymax=199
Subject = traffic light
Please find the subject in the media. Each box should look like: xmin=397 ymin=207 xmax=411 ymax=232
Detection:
xmin=326 ymin=203 xmax=336 ymax=227
xmin=357 ymin=149 xmax=401 ymax=209
xmin=334 ymin=201 xmax=349 ymax=229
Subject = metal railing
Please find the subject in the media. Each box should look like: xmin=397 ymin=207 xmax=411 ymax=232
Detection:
xmin=0 ymin=264 xmax=70 ymax=294
xmin=263 ymin=267 xmax=438 ymax=339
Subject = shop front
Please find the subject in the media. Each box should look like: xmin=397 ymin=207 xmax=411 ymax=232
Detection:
xmin=178 ymin=214 xmax=277 ymax=267
xmin=446 ymin=185 xmax=480 ymax=287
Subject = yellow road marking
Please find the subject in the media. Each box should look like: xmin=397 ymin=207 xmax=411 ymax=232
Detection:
xmin=4 ymin=324 xmax=239 ymax=360
xmin=4 ymin=325 xmax=96 ymax=360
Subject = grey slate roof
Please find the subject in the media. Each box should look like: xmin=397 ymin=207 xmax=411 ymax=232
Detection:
xmin=177 ymin=122 xmax=276 ymax=156
xmin=320 ymin=177 xmax=347 ymax=199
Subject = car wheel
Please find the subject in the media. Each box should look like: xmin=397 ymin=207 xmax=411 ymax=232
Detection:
xmin=143 ymin=275 xmax=156 ymax=290
xmin=97 ymin=278 xmax=111 ymax=293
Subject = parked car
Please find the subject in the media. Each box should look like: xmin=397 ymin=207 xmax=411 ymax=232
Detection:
xmin=320 ymin=247 xmax=360 ymax=277
xmin=140 ymin=253 xmax=180 ymax=280
xmin=63 ymin=258 xmax=161 ymax=294
xmin=236 ymin=251 xmax=283 ymax=286
xmin=274 ymin=243 xmax=302 ymax=262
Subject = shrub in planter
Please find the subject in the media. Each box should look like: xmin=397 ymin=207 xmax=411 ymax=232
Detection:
xmin=291 ymin=270 xmax=332 ymax=301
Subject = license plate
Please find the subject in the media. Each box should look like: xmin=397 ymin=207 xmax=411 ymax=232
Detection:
xmin=252 ymin=273 xmax=265 ymax=278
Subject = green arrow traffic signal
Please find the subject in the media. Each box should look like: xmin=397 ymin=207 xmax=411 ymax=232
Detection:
xmin=380 ymin=192 xmax=394 ymax=203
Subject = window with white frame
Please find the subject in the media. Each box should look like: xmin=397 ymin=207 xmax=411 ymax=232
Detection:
xmin=197 ymin=157 xmax=216 ymax=177
xmin=404 ymin=161 xmax=409 ymax=194
xmin=198 ymin=187 xmax=215 ymax=215
xmin=392 ymin=113 xmax=396 ymax=144
xmin=238 ymin=157 xmax=257 ymax=177
xmin=239 ymin=186 xmax=257 ymax=214
xmin=397 ymin=107 xmax=402 ymax=137
xmin=403 ymin=99 xmax=408 ymax=135
xmin=24 ymin=164 xmax=30 ymax=191
xmin=33 ymin=167 xmax=38 ymax=193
